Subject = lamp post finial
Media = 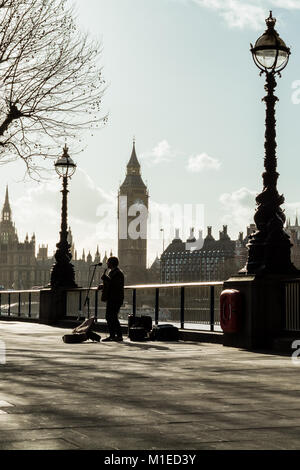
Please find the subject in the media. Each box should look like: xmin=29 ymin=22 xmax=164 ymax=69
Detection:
xmin=266 ymin=10 xmax=276 ymax=29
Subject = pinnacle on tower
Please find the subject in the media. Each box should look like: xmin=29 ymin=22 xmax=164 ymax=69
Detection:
xmin=119 ymin=139 xmax=147 ymax=191
xmin=2 ymin=185 xmax=12 ymax=222
xmin=94 ymin=245 xmax=101 ymax=263
xmin=102 ymin=251 xmax=108 ymax=264
xmin=187 ymin=228 xmax=196 ymax=242
xmin=127 ymin=138 xmax=140 ymax=173
xmin=4 ymin=185 xmax=9 ymax=206
xmin=206 ymin=227 xmax=214 ymax=239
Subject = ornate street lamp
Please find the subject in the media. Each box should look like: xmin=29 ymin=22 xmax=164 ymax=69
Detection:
xmin=244 ymin=11 xmax=297 ymax=274
xmin=50 ymin=144 xmax=78 ymax=289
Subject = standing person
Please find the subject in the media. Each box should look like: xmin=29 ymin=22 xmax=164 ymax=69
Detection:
xmin=98 ymin=256 xmax=124 ymax=342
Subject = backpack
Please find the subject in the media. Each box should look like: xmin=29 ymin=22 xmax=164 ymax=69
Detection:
xmin=128 ymin=327 xmax=148 ymax=341
xmin=149 ymin=324 xmax=179 ymax=341
xmin=128 ymin=314 xmax=152 ymax=332
xmin=128 ymin=315 xmax=152 ymax=341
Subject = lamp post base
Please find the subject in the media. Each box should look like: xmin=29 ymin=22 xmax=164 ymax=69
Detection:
xmin=50 ymin=172 xmax=78 ymax=290
xmin=222 ymin=272 xmax=300 ymax=350
xmin=50 ymin=260 xmax=78 ymax=290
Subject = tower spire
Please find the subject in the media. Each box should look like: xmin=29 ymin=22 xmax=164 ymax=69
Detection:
xmin=5 ymin=185 xmax=9 ymax=205
xmin=120 ymin=140 xmax=146 ymax=190
xmin=2 ymin=185 xmax=12 ymax=222
xmin=127 ymin=138 xmax=140 ymax=173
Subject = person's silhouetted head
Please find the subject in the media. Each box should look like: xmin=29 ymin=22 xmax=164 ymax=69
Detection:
xmin=107 ymin=256 xmax=119 ymax=269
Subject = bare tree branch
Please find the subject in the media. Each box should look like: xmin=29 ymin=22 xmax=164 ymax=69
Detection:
xmin=0 ymin=0 xmax=107 ymax=176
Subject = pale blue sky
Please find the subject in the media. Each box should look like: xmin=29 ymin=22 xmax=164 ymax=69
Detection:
xmin=2 ymin=0 xmax=300 ymax=264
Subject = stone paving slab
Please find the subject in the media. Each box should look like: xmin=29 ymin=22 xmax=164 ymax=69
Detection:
xmin=0 ymin=321 xmax=300 ymax=450
xmin=0 ymin=438 xmax=79 ymax=450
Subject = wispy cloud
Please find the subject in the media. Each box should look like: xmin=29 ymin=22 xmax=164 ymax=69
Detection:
xmin=181 ymin=0 xmax=300 ymax=30
xmin=219 ymin=187 xmax=256 ymax=234
xmin=140 ymin=140 xmax=175 ymax=166
xmin=192 ymin=0 xmax=265 ymax=29
xmin=271 ymin=0 xmax=300 ymax=9
xmin=186 ymin=152 xmax=221 ymax=172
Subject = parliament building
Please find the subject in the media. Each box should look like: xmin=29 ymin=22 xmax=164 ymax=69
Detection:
xmin=0 ymin=187 xmax=107 ymax=289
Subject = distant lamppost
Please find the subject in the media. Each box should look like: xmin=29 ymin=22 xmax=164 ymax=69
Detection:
xmin=245 ymin=11 xmax=297 ymax=275
xmin=50 ymin=145 xmax=78 ymax=289
xmin=160 ymin=228 xmax=165 ymax=253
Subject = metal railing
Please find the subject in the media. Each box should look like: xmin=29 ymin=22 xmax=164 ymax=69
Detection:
xmin=66 ymin=281 xmax=224 ymax=332
xmin=1 ymin=279 xmax=299 ymax=335
xmin=0 ymin=281 xmax=224 ymax=331
xmin=0 ymin=289 xmax=40 ymax=320
xmin=285 ymin=280 xmax=300 ymax=331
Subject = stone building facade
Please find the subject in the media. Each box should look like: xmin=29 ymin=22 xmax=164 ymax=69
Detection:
xmin=160 ymin=225 xmax=239 ymax=283
xmin=159 ymin=224 xmax=263 ymax=283
xmin=0 ymin=186 xmax=36 ymax=289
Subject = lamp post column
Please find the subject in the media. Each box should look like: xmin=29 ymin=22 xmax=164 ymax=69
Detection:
xmin=246 ymin=72 xmax=295 ymax=274
xmin=243 ymin=11 xmax=298 ymax=275
xmin=50 ymin=146 xmax=78 ymax=289
xmin=222 ymin=12 xmax=299 ymax=350
xmin=61 ymin=176 xmax=68 ymax=243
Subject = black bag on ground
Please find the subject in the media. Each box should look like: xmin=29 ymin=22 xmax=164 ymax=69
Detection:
xmin=63 ymin=333 xmax=88 ymax=344
xmin=149 ymin=324 xmax=179 ymax=341
xmin=129 ymin=326 xmax=148 ymax=341
xmin=128 ymin=314 xmax=152 ymax=332
xmin=87 ymin=331 xmax=101 ymax=342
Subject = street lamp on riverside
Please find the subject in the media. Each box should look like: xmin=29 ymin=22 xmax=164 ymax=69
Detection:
xmin=244 ymin=11 xmax=298 ymax=275
xmin=50 ymin=145 xmax=78 ymax=289
xmin=160 ymin=228 xmax=165 ymax=253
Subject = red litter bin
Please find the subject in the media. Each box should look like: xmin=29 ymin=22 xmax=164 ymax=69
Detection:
xmin=220 ymin=289 xmax=242 ymax=333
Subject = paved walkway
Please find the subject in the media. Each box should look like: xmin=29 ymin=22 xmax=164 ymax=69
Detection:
xmin=0 ymin=321 xmax=300 ymax=450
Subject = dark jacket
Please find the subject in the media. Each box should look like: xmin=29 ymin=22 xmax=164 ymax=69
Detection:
xmin=101 ymin=267 xmax=124 ymax=305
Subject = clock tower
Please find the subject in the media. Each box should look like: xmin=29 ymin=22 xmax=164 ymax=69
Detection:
xmin=118 ymin=140 xmax=149 ymax=285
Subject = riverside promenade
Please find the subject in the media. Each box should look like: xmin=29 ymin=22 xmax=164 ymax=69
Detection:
xmin=0 ymin=321 xmax=300 ymax=450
